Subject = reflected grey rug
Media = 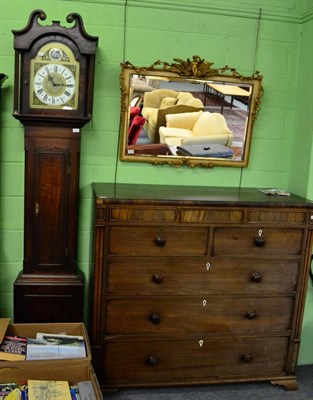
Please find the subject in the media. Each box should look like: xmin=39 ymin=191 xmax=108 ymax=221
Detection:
xmin=104 ymin=365 xmax=313 ymax=400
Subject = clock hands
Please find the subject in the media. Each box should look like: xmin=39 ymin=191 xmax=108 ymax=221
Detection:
xmin=55 ymin=83 xmax=74 ymax=87
xmin=47 ymin=74 xmax=56 ymax=86
xmin=47 ymin=73 xmax=74 ymax=88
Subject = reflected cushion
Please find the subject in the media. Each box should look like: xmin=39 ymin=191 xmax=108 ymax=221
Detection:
xmin=193 ymin=112 xmax=232 ymax=137
xmin=165 ymin=111 xmax=203 ymax=130
xmin=176 ymin=92 xmax=193 ymax=105
xmin=186 ymin=98 xmax=204 ymax=108
xmin=160 ymin=96 xmax=178 ymax=109
xmin=159 ymin=127 xmax=192 ymax=144
xmin=182 ymin=135 xmax=229 ymax=146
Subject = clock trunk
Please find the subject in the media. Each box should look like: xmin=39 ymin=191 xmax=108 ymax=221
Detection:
xmin=14 ymin=126 xmax=84 ymax=322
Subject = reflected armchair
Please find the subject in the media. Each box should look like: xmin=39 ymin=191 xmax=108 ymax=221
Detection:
xmin=141 ymin=89 xmax=204 ymax=143
xmin=159 ymin=111 xmax=233 ymax=147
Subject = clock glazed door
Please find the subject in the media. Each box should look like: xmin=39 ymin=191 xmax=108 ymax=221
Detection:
xmin=29 ymin=41 xmax=80 ymax=112
xmin=14 ymin=126 xmax=84 ymax=323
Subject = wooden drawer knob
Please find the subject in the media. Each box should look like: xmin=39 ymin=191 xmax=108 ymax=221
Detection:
xmin=254 ymin=229 xmax=265 ymax=247
xmin=148 ymin=313 xmax=161 ymax=324
xmin=241 ymin=352 xmax=253 ymax=363
xmin=245 ymin=311 xmax=257 ymax=320
xmin=152 ymin=274 xmax=164 ymax=284
xmin=146 ymin=355 xmax=158 ymax=367
xmin=254 ymin=237 xmax=265 ymax=247
xmin=250 ymin=272 xmax=262 ymax=283
xmin=154 ymin=236 xmax=166 ymax=246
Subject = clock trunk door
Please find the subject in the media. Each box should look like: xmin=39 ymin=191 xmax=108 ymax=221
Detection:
xmin=24 ymin=127 xmax=80 ymax=274
xmin=35 ymin=145 xmax=70 ymax=270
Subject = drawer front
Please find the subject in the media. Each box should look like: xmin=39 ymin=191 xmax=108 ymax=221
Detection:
xmin=110 ymin=207 xmax=177 ymax=222
xmin=181 ymin=208 xmax=244 ymax=223
xmin=104 ymin=336 xmax=288 ymax=385
xmin=108 ymin=259 xmax=299 ymax=295
xmin=109 ymin=226 xmax=208 ymax=256
xmin=247 ymin=210 xmax=307 ymax=224
xmin=106 ymin=297 xmax=294 ymax=335
xmin=214 ymin=228 xmax=304 ymax=256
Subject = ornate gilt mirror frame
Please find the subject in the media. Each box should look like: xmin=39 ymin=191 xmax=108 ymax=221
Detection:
xmin=119 ymin=56 xmax=263 ymax=168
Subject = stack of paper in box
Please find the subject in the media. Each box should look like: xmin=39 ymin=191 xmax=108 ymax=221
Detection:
xmin=26 ymin=332 xmax=86 ymax=360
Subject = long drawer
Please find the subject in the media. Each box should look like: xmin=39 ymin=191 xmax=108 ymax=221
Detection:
xmin=107 ymin=258 xmax=299 ymax=294
xmin=104 ymin=336 xmax=289 ymax=385
xmin=106 ymin=296 xmax=294 ymax=334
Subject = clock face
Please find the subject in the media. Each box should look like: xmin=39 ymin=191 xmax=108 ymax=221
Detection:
xmin=29 ymin=42 xmax=79 ymax=110
xmin=34 ymin=64 xmax=76 ymax=106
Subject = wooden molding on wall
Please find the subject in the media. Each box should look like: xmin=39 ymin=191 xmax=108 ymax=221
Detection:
xmin=70 ymin=0 xmax=313 ymax=24
xmin=302 ymin=7 xmax=313 ymax=23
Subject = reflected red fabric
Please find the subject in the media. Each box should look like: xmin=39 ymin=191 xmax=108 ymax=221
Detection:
xmin=128 ymin=115 xmax=146 ymax=145
xmin=129 ymin=107 xmax=141 ymax=125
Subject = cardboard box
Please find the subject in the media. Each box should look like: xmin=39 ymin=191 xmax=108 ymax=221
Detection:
xmin=0 ymin=320 xmax=91 ymax=363
xmin=0 ymin=320 xmax=103 ymax=399
xmin=0 ymin=363 xmax=103 ymax=399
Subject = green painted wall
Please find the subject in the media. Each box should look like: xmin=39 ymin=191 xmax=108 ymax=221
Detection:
xmin=0 ymin=0 xmax=312 ymax=364
xmin=289 ymin=9 xmax=313 ymax=365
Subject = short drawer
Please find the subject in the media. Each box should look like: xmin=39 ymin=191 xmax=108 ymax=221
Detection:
xmin=109 ymin=226 xmax=208 ymax=256
xmin=213 ymin=227 xmax=304 ymax=256
xmin=110 ymin=207 xmax=177 ymax=222
xmin=106 ymin=296 xmax=294 ymax=335
xmin=104 ymin=336 xmax=288 ymax=385
xmin=181 ymin=208 xmax=244 ymax=223
xmin=247 ymin=210 xmax=307 ymax=224
xmin=108 ymin=259 xmax=299 ymax=295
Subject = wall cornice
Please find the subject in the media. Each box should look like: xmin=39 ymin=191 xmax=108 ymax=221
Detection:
xmin=75 ymin=0 xmax=313 ymax=24
xmin=302 ymin=7 xmax=313 ymax=23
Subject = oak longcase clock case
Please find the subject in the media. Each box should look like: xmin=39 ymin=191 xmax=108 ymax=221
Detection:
xmin=12 ymin=10 xmax=98 ymax=322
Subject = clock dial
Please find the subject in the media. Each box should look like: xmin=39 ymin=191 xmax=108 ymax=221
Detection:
xmin=34 ymin=64 xmax=76 ymax=106
xmin=29 ymin=42 xmax=79 ymax=110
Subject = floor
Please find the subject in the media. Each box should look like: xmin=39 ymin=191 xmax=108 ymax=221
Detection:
xmin=103 ymin=365 xmax=313 ymax=400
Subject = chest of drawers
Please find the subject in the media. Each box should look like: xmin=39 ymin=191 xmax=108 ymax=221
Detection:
xmin=90 ymin=183 xmax=313 ymax=391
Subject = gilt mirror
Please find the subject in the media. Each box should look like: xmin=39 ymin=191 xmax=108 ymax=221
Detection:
xmin=119 ymin=56 xmax=263 ymax=168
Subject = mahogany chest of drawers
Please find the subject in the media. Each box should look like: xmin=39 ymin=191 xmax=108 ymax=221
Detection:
xmin=90 ymin=183 xmax=313 ymax=391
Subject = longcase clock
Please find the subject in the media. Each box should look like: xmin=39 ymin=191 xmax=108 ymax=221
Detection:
xmin=12 ymin=10 xmax=98 ymax=322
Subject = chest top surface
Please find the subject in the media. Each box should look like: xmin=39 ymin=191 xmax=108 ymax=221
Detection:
xmin=93 ymin=183 xmax=313 ymax=209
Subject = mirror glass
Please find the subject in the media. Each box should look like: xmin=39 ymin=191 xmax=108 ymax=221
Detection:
xmin=119 ymin=57 xmax=263 ymax=168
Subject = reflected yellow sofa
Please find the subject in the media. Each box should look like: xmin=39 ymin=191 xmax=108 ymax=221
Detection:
xmin=141 ymin=89 xmax=204 ymax=143
xmin=159 ymin=111 xmax=233 ymax=147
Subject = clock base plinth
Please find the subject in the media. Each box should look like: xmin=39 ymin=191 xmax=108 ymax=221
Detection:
xmin=13 ymin=270 xmax=84 ymax=323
